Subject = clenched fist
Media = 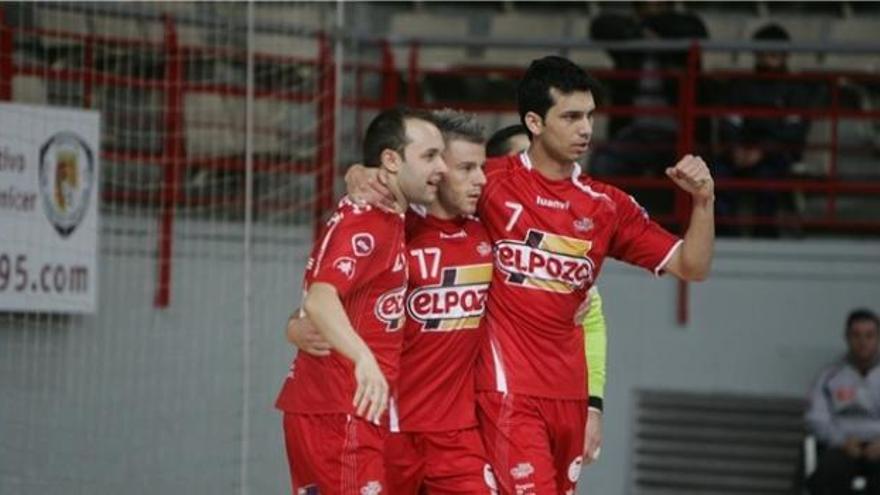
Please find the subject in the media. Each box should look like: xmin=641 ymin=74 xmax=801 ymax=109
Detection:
xmin=665 ymin=154 xmax=714 ymax=203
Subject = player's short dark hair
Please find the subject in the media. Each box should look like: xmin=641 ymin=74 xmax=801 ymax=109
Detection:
xmin=486 ymin=124 xmax=528 ymax=158
xmin=846 ymin=308 xmax=880 ymax=335
xmin=362 ymin=107 xmax=436 ymax=168
xmin=517 ymin=56 xmax=603 ymax=139
xmin=431 ymin=108 xmax=485 ymax=146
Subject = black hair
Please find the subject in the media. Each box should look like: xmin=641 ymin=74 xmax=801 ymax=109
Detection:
xmin=517 ymin=56 xmax=603 ymax=139
xmin=846 ymin=308 xmax=880 ymax=335
xmin=486 ymin=124 xmax=528 ymax=158
xmin=753 ymin=23 xmax=790 ymax=42
xmin=362 ymin=107 xmax=436 ymax=168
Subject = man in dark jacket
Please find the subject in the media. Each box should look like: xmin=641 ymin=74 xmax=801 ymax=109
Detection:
xmin=714 ymin=23 xmax=822 ymax=237
xmin=589 ymin=1 xmax=708 ymax=179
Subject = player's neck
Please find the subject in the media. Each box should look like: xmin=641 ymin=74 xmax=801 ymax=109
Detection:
xmin=850 ymin=352 xmax=879 ymax=375
xmin=527 ymin=143 xmax=574 ymax=181
xmin=427 ymin=201 xmax=458 ymax=220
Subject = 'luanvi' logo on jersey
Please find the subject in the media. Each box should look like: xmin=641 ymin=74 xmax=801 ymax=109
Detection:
xmin=536 ymin=195 xmax=569 ymax=210
xmin=375 ymin=286 xmax=406 ymax=331
xmin=495 ymin=229 xmax=594 ymax=293
xmin=406 ymin=263 xmax=492 ymax=332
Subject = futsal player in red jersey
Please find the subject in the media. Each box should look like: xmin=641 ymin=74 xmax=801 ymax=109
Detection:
xmin=472 ymin=56 xmax=715 ymax=494
xmin=274 ymin=108 xmax=447 ymax=495
xmin=385 ymin=109 xmax=495 ymax=494
xmin=486 ymin=123 xmax=609 ymax=470
xmin=289 ymin=109 xmax=498 ymax=494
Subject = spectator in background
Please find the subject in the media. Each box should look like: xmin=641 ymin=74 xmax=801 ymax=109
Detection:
xmin=806 ymin=309 xmax=880 ymax=495
xmin=714 ymin=23 xmax=819 ymax=237
xmin=588 ymin=1 xmax=708 ymax=178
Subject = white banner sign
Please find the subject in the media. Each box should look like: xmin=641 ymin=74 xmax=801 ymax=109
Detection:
xmin=0 ymin=103 xmax=100 ymax=313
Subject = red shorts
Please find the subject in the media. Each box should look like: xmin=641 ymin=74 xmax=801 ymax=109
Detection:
xmin=282 ymin=412 xmax=387 ymax=495
xmin=476 ymin=392 xmax=587 ymax=495
xmin=385 ymin=428 xmax=498 ymax=495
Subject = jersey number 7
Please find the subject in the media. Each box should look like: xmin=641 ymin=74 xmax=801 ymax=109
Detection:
xmin=504 ymin=201 xmax=523 ymax=232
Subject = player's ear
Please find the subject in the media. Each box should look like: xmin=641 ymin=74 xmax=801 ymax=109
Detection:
xmin=381 ymin=148 xmax=402 ymax=174
xmin=524 ymin=111 xmax=543 ymax=138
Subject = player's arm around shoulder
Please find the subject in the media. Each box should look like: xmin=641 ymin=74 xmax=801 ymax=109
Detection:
xmin=343 ymin=164 xmax=395 ymax=209
xmin=474 ymin=155 xmax=513 ymax=217
xmin=661 ymin=155 xmax=715 ymax=282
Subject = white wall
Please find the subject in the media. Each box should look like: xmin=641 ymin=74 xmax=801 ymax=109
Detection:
xmin=580 ymin=239 xmax=880 ymax=494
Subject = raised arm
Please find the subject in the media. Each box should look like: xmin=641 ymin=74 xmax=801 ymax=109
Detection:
xmin=662 ymin=155 xmax=715 ymax=282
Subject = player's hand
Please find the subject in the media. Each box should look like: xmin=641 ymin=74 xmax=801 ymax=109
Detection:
xmin=864 ymin=440 xmax=880 ymax=461
xmin=345 ymin=164 xmax=395 ymax=210
xmin=582 ymin=408 xmax=603 ymax=465
xmin=352 ymin=352 xmax=389 ymax=425
xmin=843 ymin=437 xmax=864 ymax=459
xmin=665 ymin=154 xmax=714 ymax=204
xmin=286 ymin=313 xmax=331 ymax=357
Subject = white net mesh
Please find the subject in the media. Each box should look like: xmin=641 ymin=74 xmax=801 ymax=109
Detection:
xmin=0 ymin=2 xmax=354 ymax=493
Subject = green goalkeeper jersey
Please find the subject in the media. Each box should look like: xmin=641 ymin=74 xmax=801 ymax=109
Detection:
xmin=582 ymin=286 xmax=607 ymax=411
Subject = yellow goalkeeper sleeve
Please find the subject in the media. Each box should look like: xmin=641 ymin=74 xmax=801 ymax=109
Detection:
xmin=583 ymin=286 xmax=607 ymax=412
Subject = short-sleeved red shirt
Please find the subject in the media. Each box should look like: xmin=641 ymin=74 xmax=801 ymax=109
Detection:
xmin=394 ymin=208 xmax=493 ymax=432
xmin=276 ymin=197 xmax=408 ymax=421
xmin=475 ymin=153 xmax=681 ymax=400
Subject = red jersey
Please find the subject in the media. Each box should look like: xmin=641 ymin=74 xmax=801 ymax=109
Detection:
xmin=275 ymin=197 xmax=408 ymax=421
xmin=475 ymin=153 xmax=681 ymax=400
xmin=395 ymin=207 xmax=493 ymax=432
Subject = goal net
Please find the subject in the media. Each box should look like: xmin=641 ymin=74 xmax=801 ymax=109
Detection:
xmin=0 ymin=2 xmax=378 ymax=493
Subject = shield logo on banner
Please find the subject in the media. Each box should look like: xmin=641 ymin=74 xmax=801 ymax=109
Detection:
xmin=38 ymin=132 xmax=95 ymax=238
